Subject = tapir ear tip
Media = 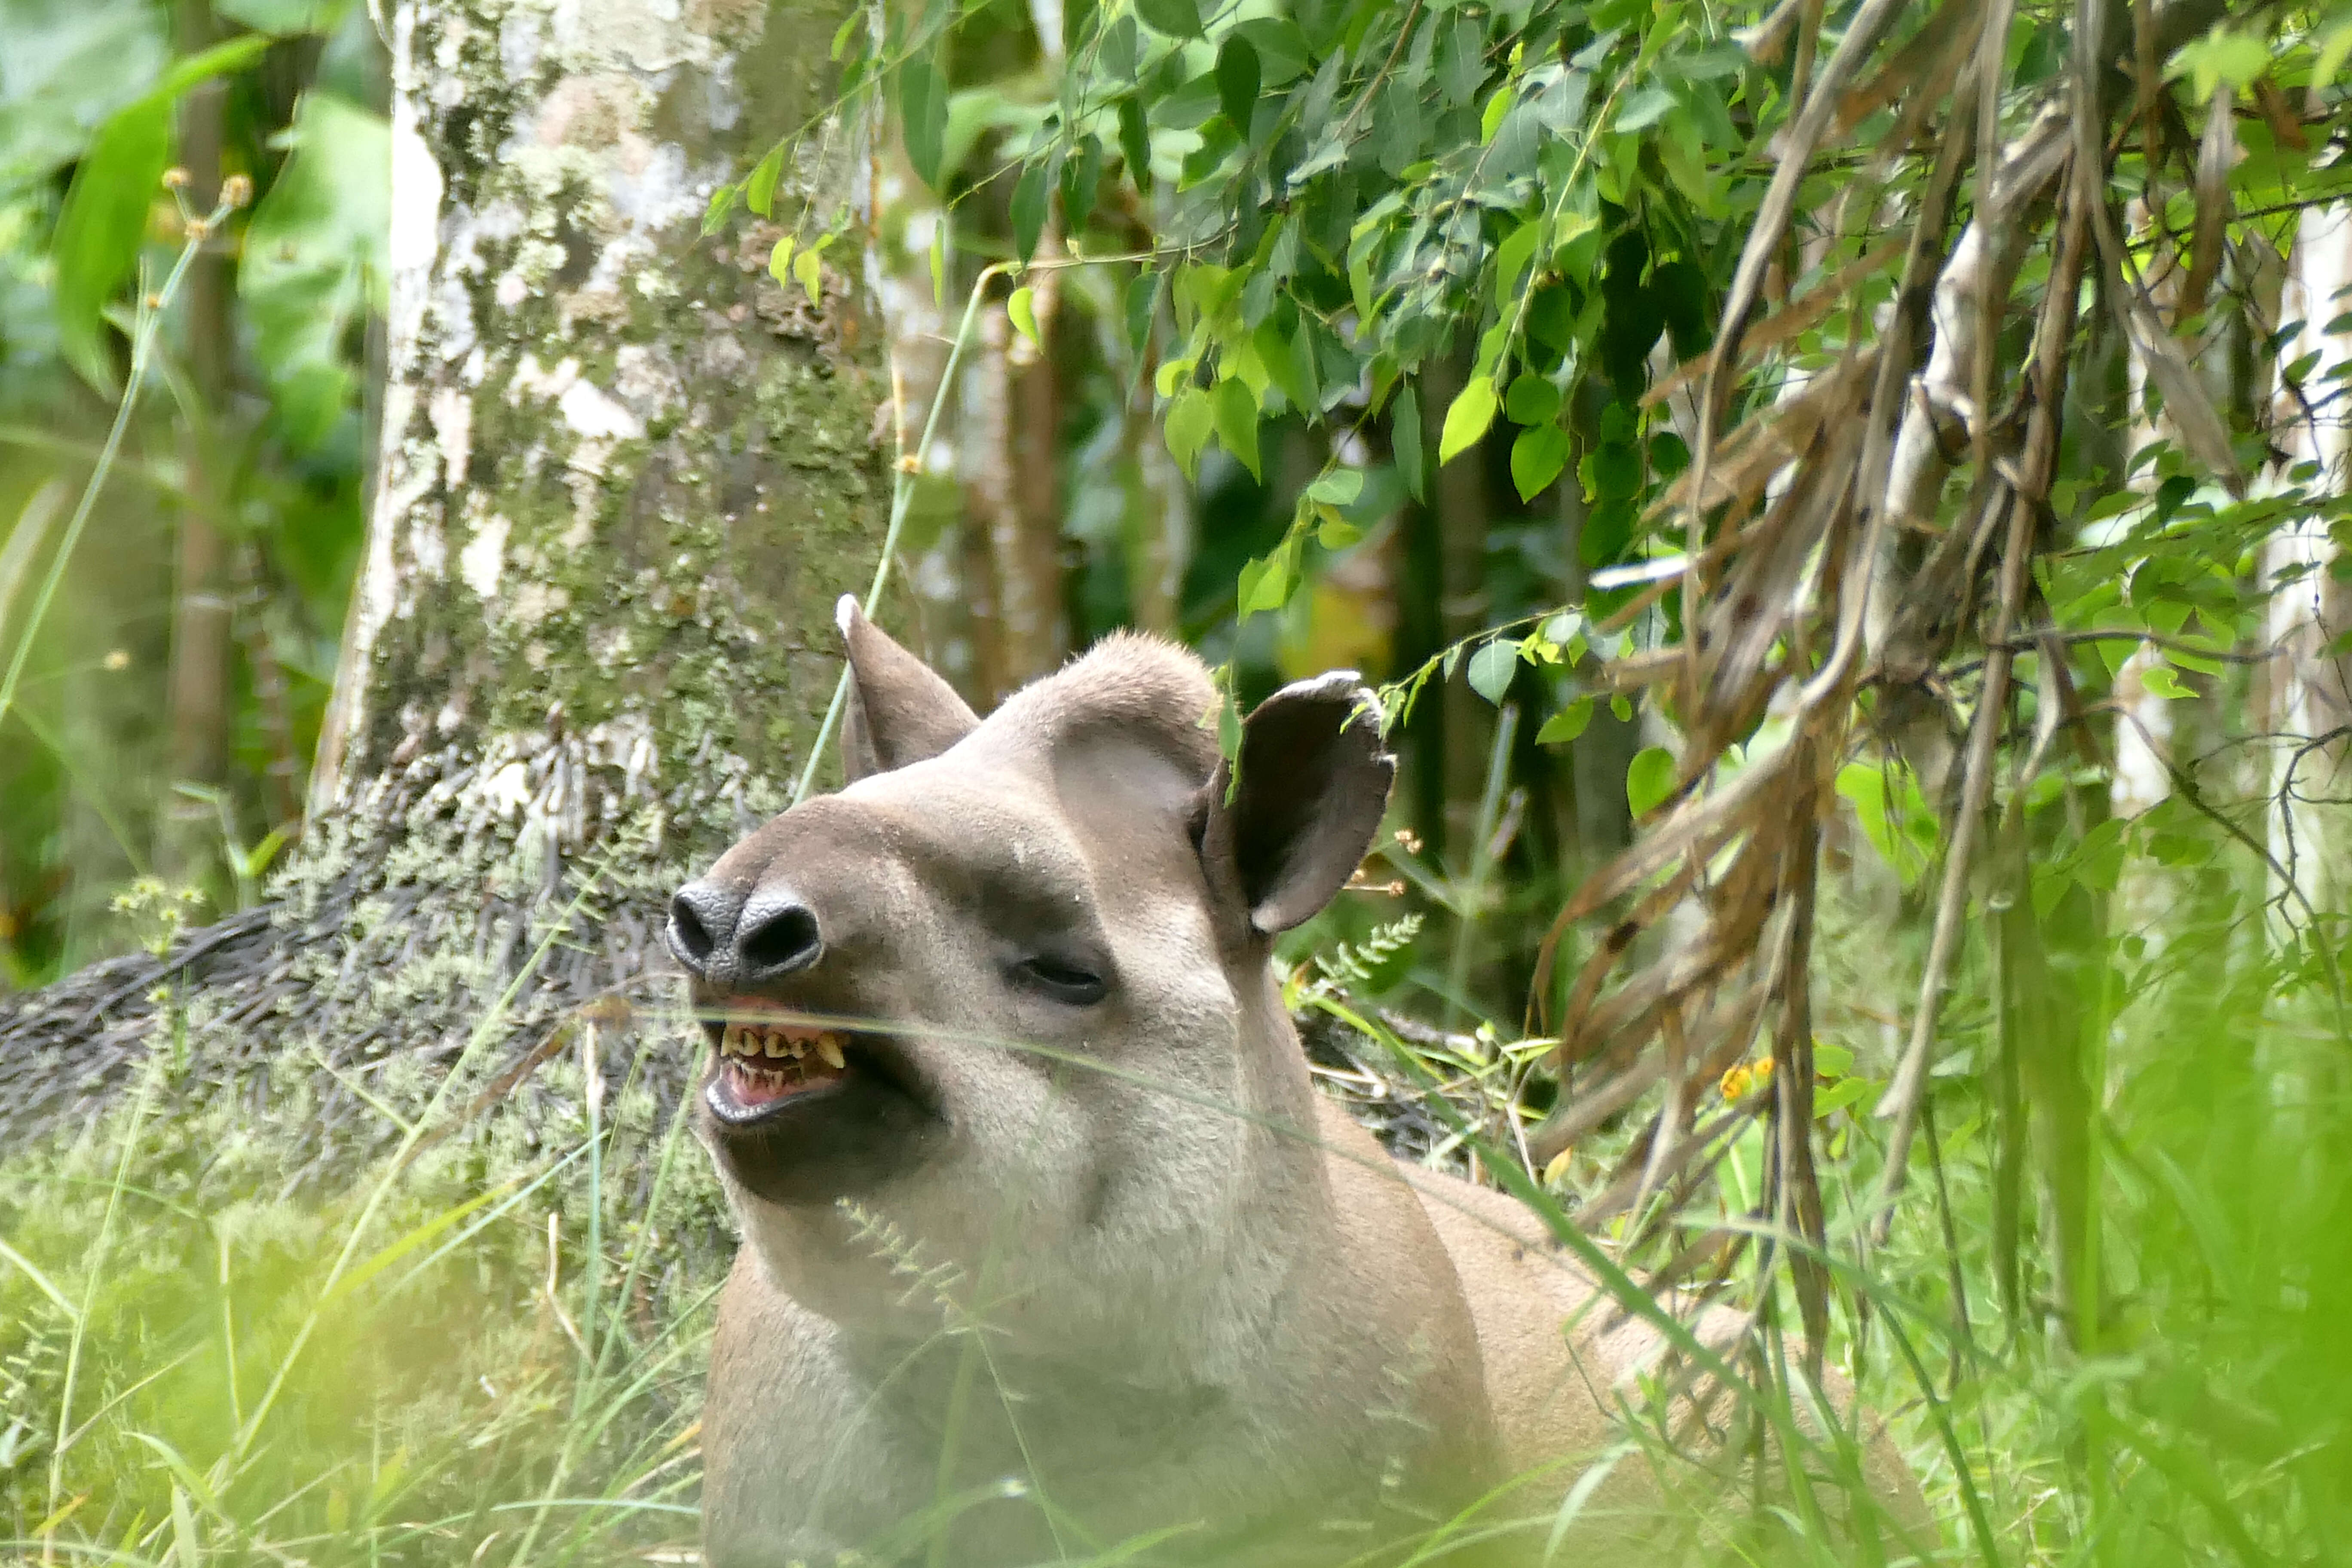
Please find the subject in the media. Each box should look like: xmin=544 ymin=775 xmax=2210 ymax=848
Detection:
xmin=833 ymin=601 xmax=978 ymax=782
xmin=1263 ymin=669 xmax=1390 ymax=747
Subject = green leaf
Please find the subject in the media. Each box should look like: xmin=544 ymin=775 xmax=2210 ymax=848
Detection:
xmin=1317 ymin=515 xmax=1362 ymax=548
xmin=1135 ymin=0 xmax=1202 ymax=37
xmin=1510 ymin=423 xmax=1571 ymax=500
xmin=1118 ymin=93 xmax=1152 ymax=190
xmin=1834 ymin=760 xmax=1937 ymax=887
xmin=928 ymin=222 xmax=946 ymax=304
xmin=1479 ymin=81 xmax=1516 ymax=144
xmin=1394 ymin=383 xmax=1427 ymax=500
xmin=1813 ymin=1078 xmax=1874 ymax=1117
xmin=2318 ymin=14 xmax=2352 ymax=93
xmin=1256 ymin=320 xmax=1313 ymax=412
xmin=2165 ymin=25 xmax=2268 ymax=102
xmin=1550 ymin=210 xmax=1602 ymax=278
xmin=744 ymin=142 xmax=785 ymax=216
xmin=1008 ymin=285 xmax=1040 ymax=347
xmin=1536 ymin=698 xmax=1593 ymax=746
xmin=239 ymin=92 xmax=389 ymax=450
xmin=768 ymin=235 xmax=796 ymax=285
xmin=55 ymin=24 xmax=281 ymax=384
xmin=1011 ymin=157 xmax=1051 ymax=264
xmin=1217 ymin=682 xmax=1246 ymax=764
xmin=1494 ymin=218 xmax=1545 ymax=307
xmin=51 ymin=96 xmax=171 ymax=390
xmin=1626 ymin=746 xmax=1676 ymax=817
xmin=1504 ymin=373 xmax=1562 ymax=425
xmin=1439 ymin=376 xmax=1498 ymax=465
xmin=170 ymin=1485 xmax=200 ymax=1568
xmin=1238 ymin=538 xmax=1296 ymax=614
xmin=1305 ymin=467 xmax=1364 ymax=506
xmin=1234 ymin=16 xmax=1309 ymax=83
xmin=1615 ymin=83 xmax=1677 ymax=132
xmin=0 ymin=3 xmax=166 ymax=187
xmin=1213 ymin=376 xmax=1262 ymax=478
xmin=1060 ymin=133 xmax=1104 ymax=226
xmin=701 ymin=181 xmax=737 ymax=237
xmin=1216 ymin=34 xmax=1261 ymax=130
xmin=793 ymin=245 xmax=824 ymax=305
xmin=1100 ymin=12 xmax=1139 ymax=77
xmin=1164 ymin=386 xmax=1213 ymax=477
xmin=214 ymin=0 xmax=345 ymax=34
xmin=154 ymin=33 xmax=272 ymax=96
xmin=1125 ymin=267 xmax=1158 ymax=363
xmin=901 ymin=51 xmax=948 ymax=190
xmin=1467 ymin=640 xmax=1522 ymax=705
xmin=2139 ymin=661 xmax=2193 ymax=700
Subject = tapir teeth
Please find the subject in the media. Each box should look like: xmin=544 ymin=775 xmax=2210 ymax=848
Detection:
xmin=713 ymin=1016 xmax=854 ymax=1076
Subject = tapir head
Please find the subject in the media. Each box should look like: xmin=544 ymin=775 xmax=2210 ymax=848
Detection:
xmin=667 ymin=600 xmax=1393 ymax=1346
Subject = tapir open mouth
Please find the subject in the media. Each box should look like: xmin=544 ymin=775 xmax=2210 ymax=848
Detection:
xmin=695 ymin=996 xmax=925 ymax=1129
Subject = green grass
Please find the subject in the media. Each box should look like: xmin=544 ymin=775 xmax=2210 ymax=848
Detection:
xmin=0 ymin=994 xmax=723 ymax=1566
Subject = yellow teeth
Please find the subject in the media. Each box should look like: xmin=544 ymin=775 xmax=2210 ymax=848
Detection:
xmin=715 ymin=1020 xmax=850 ymax=1071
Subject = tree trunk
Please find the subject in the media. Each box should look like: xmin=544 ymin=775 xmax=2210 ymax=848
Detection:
xmin=0 ymin=0 xmax=882 ymax=1153
xmin=2109 ymin=205 xmax=2178 ymax=947
xmin=2264 ymin=204 xmax=2352 ymax=928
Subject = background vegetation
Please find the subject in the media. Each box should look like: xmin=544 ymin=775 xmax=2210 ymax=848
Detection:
xmin=3 ymin=0 xmax=2351 ymax=1561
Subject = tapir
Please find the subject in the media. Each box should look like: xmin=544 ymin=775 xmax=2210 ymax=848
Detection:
xmin=665 ymin=600 xmax=1922 ymax=1567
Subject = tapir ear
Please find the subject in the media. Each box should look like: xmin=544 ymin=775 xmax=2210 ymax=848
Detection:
xmin=837 ymin=596 xmax=980 ymax=783
xmin=1199 ymin=672 xmax=1395 ymax=935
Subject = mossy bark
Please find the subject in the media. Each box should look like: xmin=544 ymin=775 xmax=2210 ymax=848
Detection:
xmin=316 ymin=0 xmax=878 ymax=812
xmin=0 ymin=0 xmax=881 ymax=1158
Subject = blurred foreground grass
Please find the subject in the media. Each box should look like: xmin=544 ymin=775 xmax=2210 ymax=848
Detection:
xmin=0 ymin=1001 xmax=724 ymax=1566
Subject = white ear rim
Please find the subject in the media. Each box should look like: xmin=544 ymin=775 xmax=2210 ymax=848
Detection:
xmin=1278 ymin=668 xmax=1384 ymax=729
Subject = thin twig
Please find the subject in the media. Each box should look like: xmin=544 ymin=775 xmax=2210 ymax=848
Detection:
xmin=791 ymin=262 xmax=1011 ymax=805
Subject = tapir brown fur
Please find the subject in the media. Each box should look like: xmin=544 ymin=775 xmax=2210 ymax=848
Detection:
xmin=667 ymin=602 xmax=1923 ymax=1567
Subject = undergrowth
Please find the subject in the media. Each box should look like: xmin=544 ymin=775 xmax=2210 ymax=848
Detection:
xmin=0 ymin=989 xmax=727 ymax=1566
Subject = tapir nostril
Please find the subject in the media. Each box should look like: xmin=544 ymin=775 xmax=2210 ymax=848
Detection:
xmin=669 ymin=893 xmax=718 ymax=967
xmin=737 ymin=902 xmax=822 ymax=980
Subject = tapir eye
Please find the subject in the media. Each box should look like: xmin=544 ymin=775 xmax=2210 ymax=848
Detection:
xmin=1014 ymin=955 xmax=1109 ymax=1005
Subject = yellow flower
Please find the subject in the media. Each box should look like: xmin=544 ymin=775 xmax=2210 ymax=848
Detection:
xmin=1719 ymin=1064 xmax=1752 ymax=1101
